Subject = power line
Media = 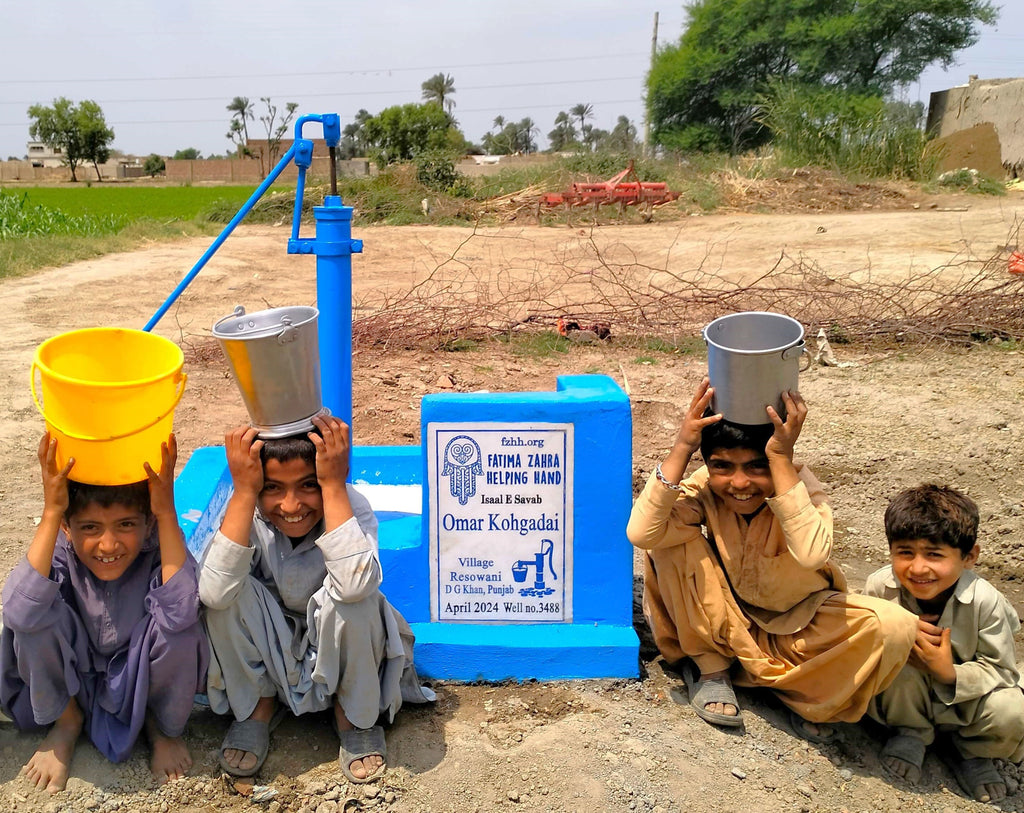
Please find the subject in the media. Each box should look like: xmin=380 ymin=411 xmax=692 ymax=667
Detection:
xmin=0 ymin=76 xmax=644 ymax=107
xmin=0 ymin=53 xmax=647 ymax=86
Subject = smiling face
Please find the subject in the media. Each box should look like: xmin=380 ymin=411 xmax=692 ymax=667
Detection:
xmin=259 ymin=457 xmax=324 ymax=539
xmin=890 ymin=537 xmax=978 ymax=606
xmin=64 ymin=502 xmax=151 ymax=581
xmin=705 ymin=447 xmax=775 ymax=515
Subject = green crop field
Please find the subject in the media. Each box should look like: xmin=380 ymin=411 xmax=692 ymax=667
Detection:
xmin=0 ymin=185 xmax=297 ymax=278
xmin=12 ymin=185 xmax=262 ymax=222
xmin=0 ymin=185 xmax=287 ymax=279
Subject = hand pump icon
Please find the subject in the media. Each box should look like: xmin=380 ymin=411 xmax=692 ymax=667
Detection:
xmin=511 ymin=539 xmax=557 ymax=597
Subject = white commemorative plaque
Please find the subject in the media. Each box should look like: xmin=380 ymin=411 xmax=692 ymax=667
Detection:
xmin=427 ymin=422 xmax=574 ymax=623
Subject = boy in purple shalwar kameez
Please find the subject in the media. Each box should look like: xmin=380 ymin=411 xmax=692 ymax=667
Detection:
xmin=0 ymin=433 xmax=208 ymax=793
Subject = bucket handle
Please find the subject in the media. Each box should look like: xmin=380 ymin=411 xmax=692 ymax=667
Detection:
xmin=31 ymin=366 xmax=188 ymax=443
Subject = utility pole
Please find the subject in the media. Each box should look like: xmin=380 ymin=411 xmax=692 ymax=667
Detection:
xmin=643 ymin=11 xmax=659 ymax=158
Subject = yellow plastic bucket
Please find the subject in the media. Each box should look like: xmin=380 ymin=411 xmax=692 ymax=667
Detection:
xmin=31 ymin=327 xmax=187 ymax=485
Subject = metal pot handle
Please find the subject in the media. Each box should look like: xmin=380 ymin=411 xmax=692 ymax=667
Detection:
xmin=277 ymin=314 xmax=297 ymax=344
xmin=781 ymin=342 xmax=812 ymax=372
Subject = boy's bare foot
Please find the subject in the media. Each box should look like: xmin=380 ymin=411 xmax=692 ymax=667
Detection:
xmin=21 ymin=699 xmax=83 ymax=794
xmin=334 ymin=703 xmax=384 ymax=780
xmin=222 ymin=696 xmax=277 ymax=774
xmin=145 ymin=716 xmax=192 ymax=783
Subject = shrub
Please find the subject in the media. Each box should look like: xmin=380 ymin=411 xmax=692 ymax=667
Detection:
xmin=759 ymin=82 xmax=938 ymax=180
xmin=143 ymin=154 xmax=166 ymax=177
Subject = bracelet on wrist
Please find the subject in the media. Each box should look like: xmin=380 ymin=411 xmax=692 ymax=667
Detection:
xmin=655 ymin=462 xmax=684 ymax=491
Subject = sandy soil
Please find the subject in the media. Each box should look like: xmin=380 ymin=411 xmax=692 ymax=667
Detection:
xmin=2 ymin=195 xmax=1024 ymax=812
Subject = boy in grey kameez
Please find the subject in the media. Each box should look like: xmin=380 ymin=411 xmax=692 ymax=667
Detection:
xmin=199 ymin=414 xmax=432 ymax=782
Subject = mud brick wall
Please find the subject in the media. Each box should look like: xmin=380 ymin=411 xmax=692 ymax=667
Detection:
xmin=928 ymin=77 xmax=1024 ymax=177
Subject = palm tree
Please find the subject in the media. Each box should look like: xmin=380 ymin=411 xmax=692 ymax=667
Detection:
xmin=492 ymin=115 xmax=505 ymax=132
xmin=226 ymin=96 xmax=254 ymax=145
xmin=517 ymin=117 xmax=538 ymax=154
xmin=421 ymin=73 xmax=456 ymax=114
xmin=570 ymin=103 xmax=593 ymax=138
xmin=548 ymin=111 xmax=576 ymax=151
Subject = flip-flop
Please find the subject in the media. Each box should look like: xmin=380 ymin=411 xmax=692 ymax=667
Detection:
xmin=218 ymin=705 xmax=287 ymax=778
xmin=788 ymin=709 xmax=837 ymax=744
xmin=681 ymin=661 xmax=743 ymax=728
xmin=879 ymin=734 xmax=926 ymax=784
xmin=948 ymin=754 xmax=1006 ymax=803
xmin=338 ymin=724 xmax=387 ymax=784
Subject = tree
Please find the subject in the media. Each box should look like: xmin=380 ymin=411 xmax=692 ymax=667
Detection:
xmin=604 ymin=116 xmax=638 ymax=152
xmin=173 ymin=147 xmax=201 ymax=160
xmin=482 ymin=118 xmax=538 ymax=155
xmin=421 ymin=73 xmax=456 ymax=116
xmin=547 ymin=111 xmax=577 ymax=152
xmin=340 ymin=109 xmax=372 ymax=159
xmin=362 ymin=103 xmax=455 ymax=167
xmin=143 ymin=154 xmax=166 ymax=177
xmin=27 ymin=97 xmax=115 ymax=182
xmin=647 ymin=0 xmax=998 ymax=153
xmin=226 ymin=96 xmax=254 ymax=156
xmin=570 ymin=104 xmax=593 ymax=140
xmin=258 ymin=97 xmax=299 ymax=176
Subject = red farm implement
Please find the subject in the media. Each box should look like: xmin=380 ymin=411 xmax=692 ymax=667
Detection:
xmin=542 ymin=161 xmax=679 ymax=218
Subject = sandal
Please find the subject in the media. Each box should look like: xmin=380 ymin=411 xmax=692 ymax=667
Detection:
xmin=218 ymin=705 xmax=287 ymax=778
xmin=681 ymin=661 xmax=743 ymax=728
xmin=948 ymin=754 xmax=1006 ymax=803
xmin=879 ymin=734 xmax=926 ymax=784
xmin=338 ymin=724 xmax=387 ymax=784
xmin=788 ymin=709 xmax=837 ymax=744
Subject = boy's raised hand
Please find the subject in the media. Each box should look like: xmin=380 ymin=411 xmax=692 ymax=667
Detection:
xmin=309 ymin=414 xmax=355 ymax=533
xmin=309 ymin=414 xmax=351 ymax=488
xmin=37 ymin=432 xmax=74 ymax=516
xmin=28 ymin=433 xmax=75 ymax=577
xmin=672 ymin=377 xmax=723 ymax=455
xmin=661 ymin=377 xmax=722 ymax=484
xmin=145 ymin=434 xmax=187 ymax=581
xmin=765 ymin=390 xmax=807 ymax=461
xmin=224 ymin=426 xmax=264 ymax=497
xmin=143 ymin=434 xmax=178 ymax=519
xmin=909 ymin=618 xmax=956 ymax=684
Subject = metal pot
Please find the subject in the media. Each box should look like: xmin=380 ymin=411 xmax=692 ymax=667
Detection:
xmin=702 ymin=311 xmax=808 ymax=426
xmin=212 ymin=305 xmax=325 ymax=438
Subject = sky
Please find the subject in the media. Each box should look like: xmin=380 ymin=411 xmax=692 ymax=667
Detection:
xmin=1 ymin=1 xmax=1022 ymax=161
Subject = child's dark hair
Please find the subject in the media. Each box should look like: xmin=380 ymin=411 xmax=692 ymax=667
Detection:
xmin=259 ymin=432 xmax=317 ymax=467
xmin=883 ymin=484 xmax=979 ymax=556
xmin=66 ymin=480 xmax=151 ymax=521
xmin=699 ymin=419 xmax=774 ymax=464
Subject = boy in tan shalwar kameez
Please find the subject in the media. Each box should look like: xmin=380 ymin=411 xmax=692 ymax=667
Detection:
xmin=627 ymin=378 xmax=917 ymax=740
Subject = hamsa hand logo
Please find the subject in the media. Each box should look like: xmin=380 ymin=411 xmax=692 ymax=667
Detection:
xmin=441 ymin=435 xmax=483 ymax=505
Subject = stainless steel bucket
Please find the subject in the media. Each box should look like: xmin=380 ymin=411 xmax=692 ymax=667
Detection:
xmin=702 ymin=311 xmax=807 ymax=426
xmin=212 ymin=305 xmax=325 ymax=438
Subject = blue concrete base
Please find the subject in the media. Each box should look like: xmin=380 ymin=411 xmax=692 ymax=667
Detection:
xmin=409 ymin=622 xmax=639 ymax=681
xmin=173 ymin=374 xmax=641 ymax=681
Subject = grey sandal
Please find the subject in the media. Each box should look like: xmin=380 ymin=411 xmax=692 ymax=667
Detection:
xmin=338 ymin=724 xmax=387 ymax=784
xmin=879 ymin=734 xmax=926 ymax=784
xmin=949 ymin=755 xmax=1006 ymax=803
xmin=218 ymin=706 xmax=287 ymax=778
xmin=682 ymin=662 xmax=743 ymax=728
xmin=789 ymin=709 xmax=836 ymax=744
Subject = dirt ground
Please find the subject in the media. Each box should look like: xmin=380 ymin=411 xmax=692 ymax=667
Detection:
xmin=2 ymin=193 xmax=1024 ymax=812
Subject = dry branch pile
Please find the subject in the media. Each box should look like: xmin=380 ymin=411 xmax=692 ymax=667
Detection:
xmin=352 ymin=222 xmax=1024 ymax=349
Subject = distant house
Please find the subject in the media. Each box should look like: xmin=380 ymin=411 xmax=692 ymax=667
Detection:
xmin=26 ymin=141 xmax=64 ymax=168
